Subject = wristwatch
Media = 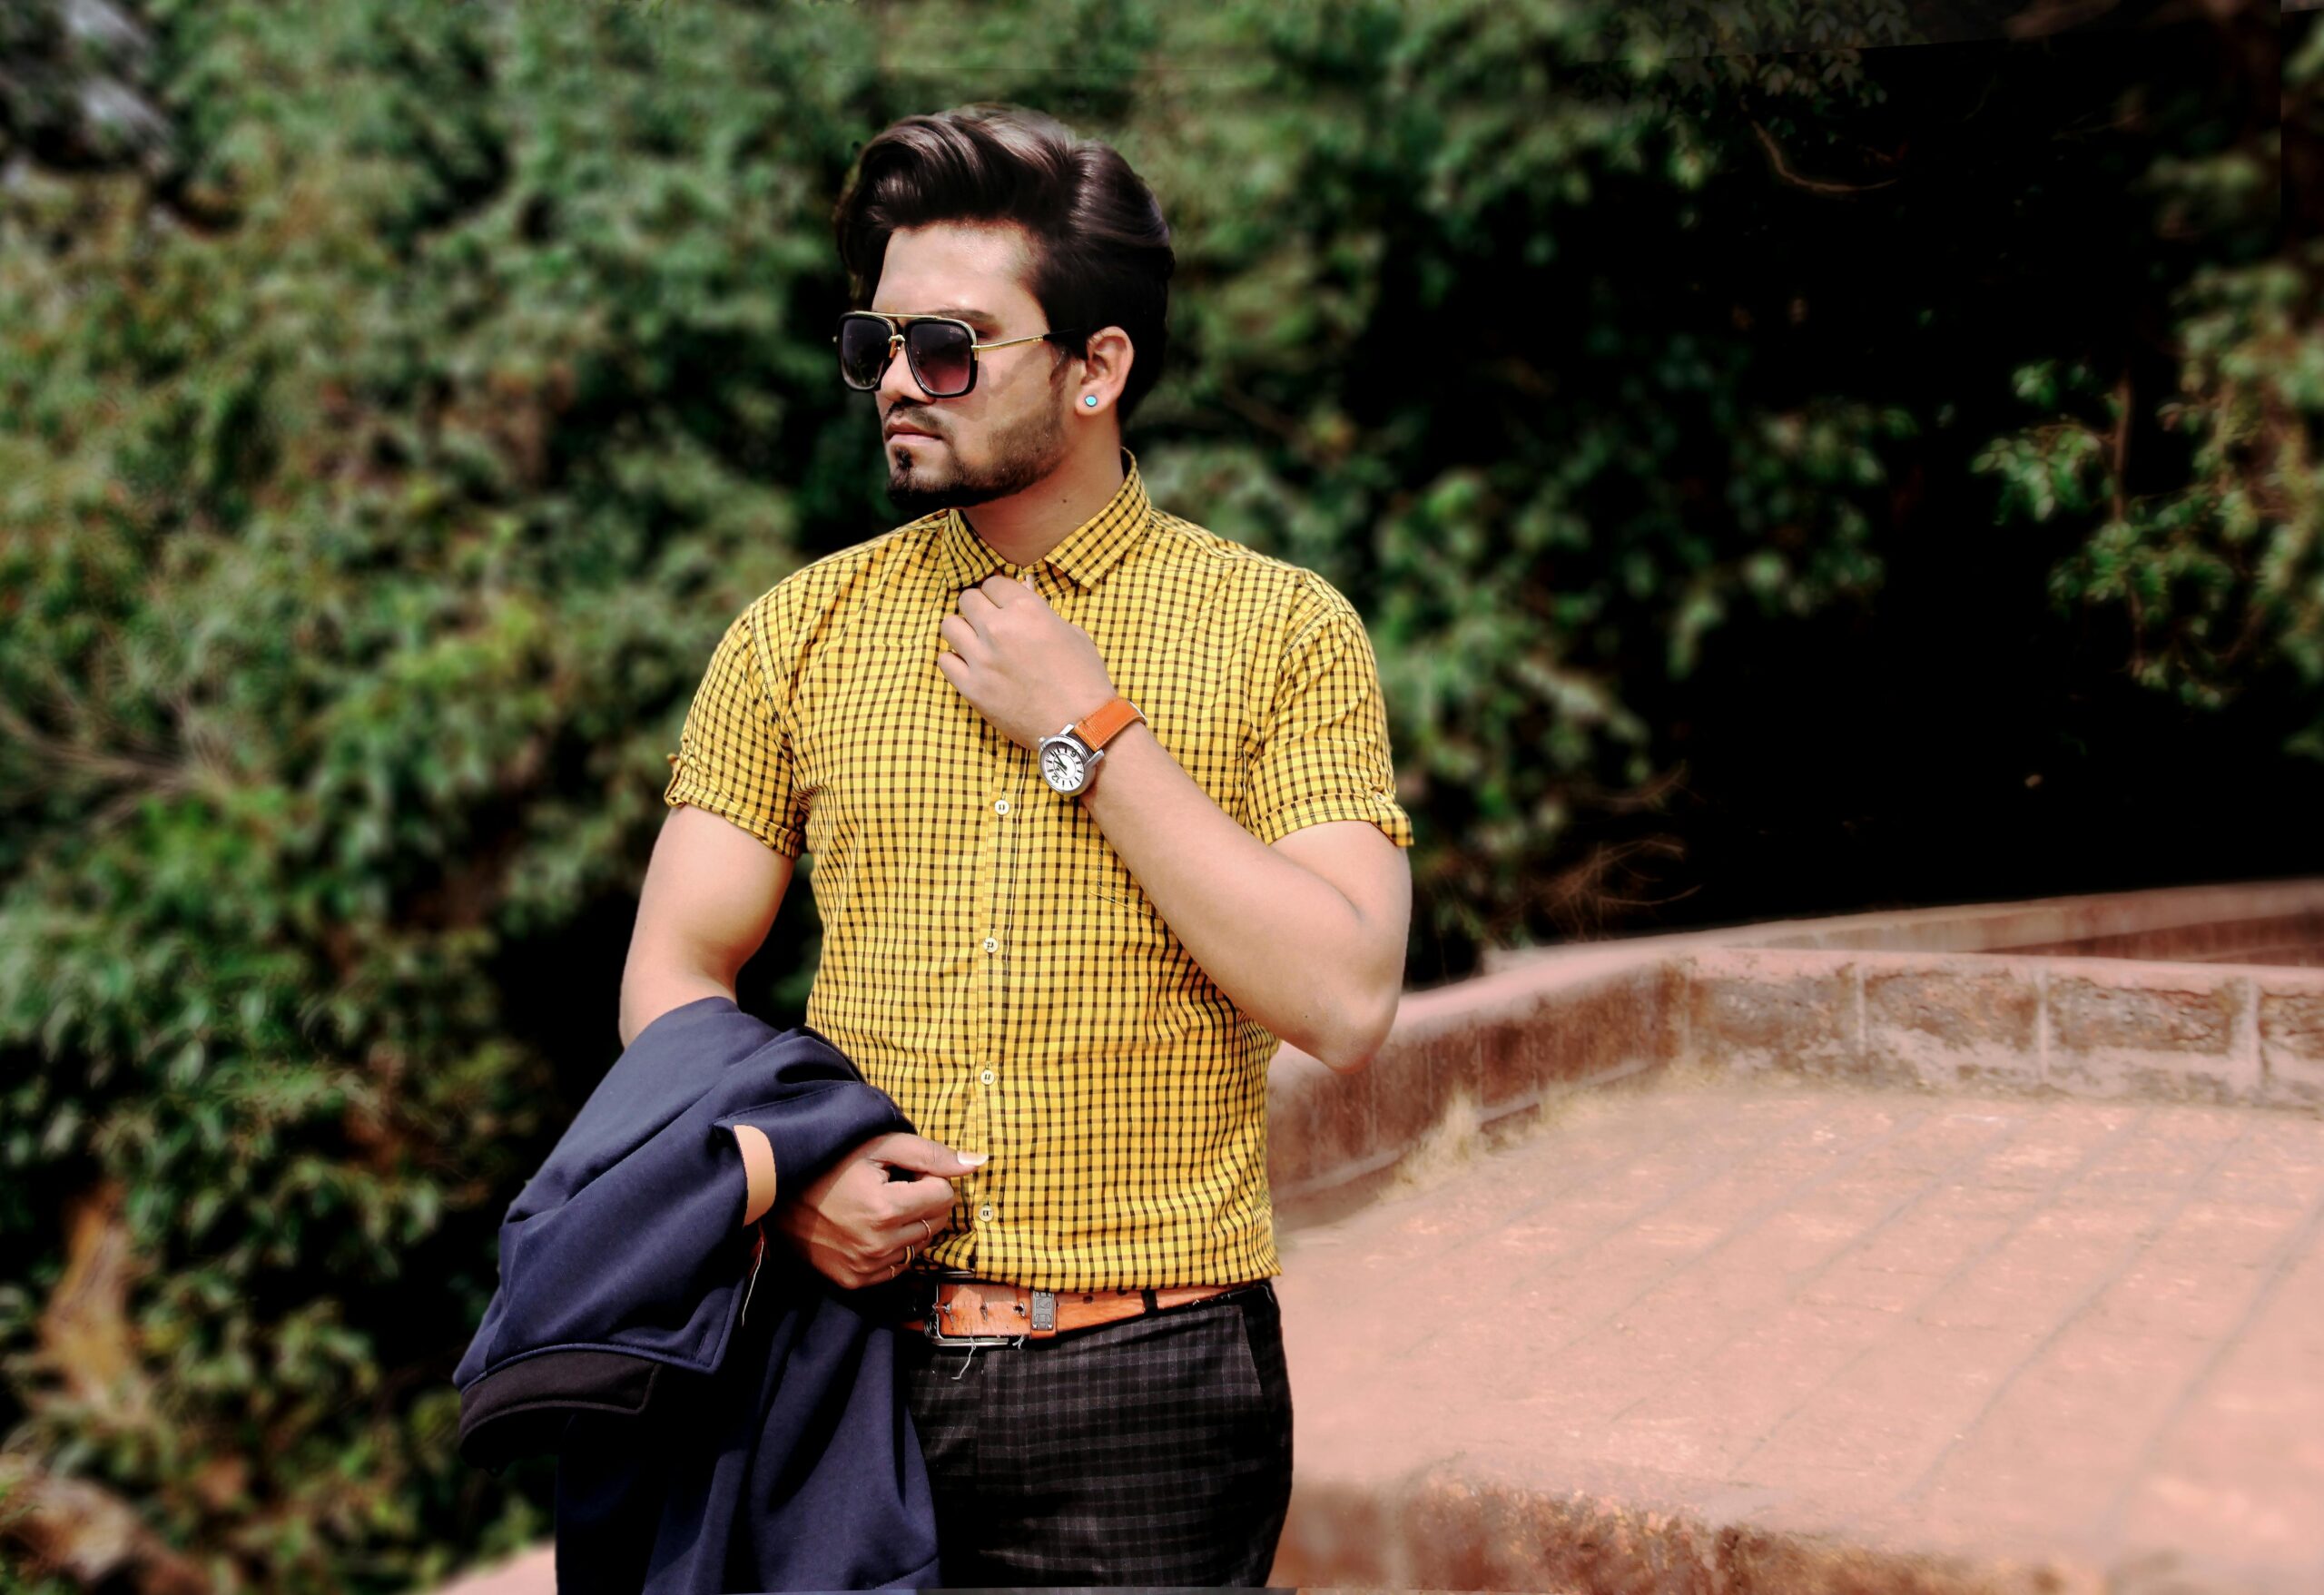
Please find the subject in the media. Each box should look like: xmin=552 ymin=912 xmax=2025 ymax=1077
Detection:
xmin=1039 ymin=696 xmax=1146 ymax=797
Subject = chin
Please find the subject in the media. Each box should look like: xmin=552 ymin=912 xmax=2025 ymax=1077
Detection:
xmin=883 ymin=475 xmax=963 ymax=519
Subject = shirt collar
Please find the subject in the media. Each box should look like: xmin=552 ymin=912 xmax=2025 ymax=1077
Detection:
xmin=938 ymin=446 xmax=1154 ymax=593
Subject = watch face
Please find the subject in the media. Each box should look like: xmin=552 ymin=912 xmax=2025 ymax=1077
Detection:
xmin=1042 ymin=739 xmax=1088 ymax=791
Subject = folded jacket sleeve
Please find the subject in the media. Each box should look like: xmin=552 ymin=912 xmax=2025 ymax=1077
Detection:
xmin=1246 ymin=574 xmax=1416 ymax=849
xmin=663 ymin=587 xmax=810 ymax=859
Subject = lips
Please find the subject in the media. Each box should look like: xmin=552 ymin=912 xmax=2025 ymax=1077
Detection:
xmin=885 ymin=421 xmax=936 ymax=439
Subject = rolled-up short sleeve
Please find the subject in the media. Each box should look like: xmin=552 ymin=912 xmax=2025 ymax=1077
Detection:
xmin=1246 ymin=576 xmax=1415 ymax=850
xmin=662 ymin=595 xmax=808 ymax=859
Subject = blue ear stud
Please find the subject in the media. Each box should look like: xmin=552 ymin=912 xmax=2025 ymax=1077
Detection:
xmin=1084 ymin=395 xmax=1098 ymax=407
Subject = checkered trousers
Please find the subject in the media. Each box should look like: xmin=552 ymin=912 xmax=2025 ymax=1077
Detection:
xmin=894 ymin=1279 xmax=1294 ymax=1587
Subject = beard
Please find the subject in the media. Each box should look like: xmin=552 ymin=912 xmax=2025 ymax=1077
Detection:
xmin=881 ymin=393 xmax=1071 ymax=520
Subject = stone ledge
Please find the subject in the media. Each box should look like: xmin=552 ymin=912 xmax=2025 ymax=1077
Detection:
xmin=1271 ymin=888 xmax=2324 ymax=1225
xmin=1278 ymin=1461 xmax=2102 ymax=1595
xmin=1676 ymin=949 xmax=2324 ymax=1112
xmin=1482 ymin=877 xmax=2324 ymax=965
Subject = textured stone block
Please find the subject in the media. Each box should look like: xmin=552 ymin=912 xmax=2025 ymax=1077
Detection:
xmin=1687 ymin=949 xmax=1868 ymax=1082
xmin=2047 ymin=964 xmax=2256 ymax=1103
xmin=1265 ymin=1048 xmax=1372 ymax=1194
xmin=1865 ymin=960 xmax=2043 ymax=1093
xmin=1478 ymin=969 xmax=1669 ymax=1110
xmin=1370 ymin=1027 xmax=1464 ymax=1154
xmin=1477 ymin=1010 xmax=1545 ymax=1110
xmin=2260 ymin=984 xmax=2324 ymax=1108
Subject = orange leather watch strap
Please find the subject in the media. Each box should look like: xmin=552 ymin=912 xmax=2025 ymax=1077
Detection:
xmin=1074 ymin=695 xmax=1146 ymax=752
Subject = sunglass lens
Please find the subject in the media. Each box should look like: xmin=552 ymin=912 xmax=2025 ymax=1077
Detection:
xmin=838 ymin=316 xmax=891 ymax=389
xmin=907 ymin=320 xmax=974 ymax=396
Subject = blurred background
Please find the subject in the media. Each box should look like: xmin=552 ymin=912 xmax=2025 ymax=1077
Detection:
xmin=0 ymin=0 xmax=2315 ymax=1589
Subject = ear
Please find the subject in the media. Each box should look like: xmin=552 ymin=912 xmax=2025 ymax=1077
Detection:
xmin=1074 ymin=326 xmax=1135 ymax=410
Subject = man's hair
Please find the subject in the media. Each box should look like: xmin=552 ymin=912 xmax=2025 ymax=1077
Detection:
xmin=832 ymin=103 xmax=1176 ymax=428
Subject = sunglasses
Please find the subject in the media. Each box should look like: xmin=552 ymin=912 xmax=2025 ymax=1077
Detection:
xmin=834 ymin=310 xmax=1088 ymax=399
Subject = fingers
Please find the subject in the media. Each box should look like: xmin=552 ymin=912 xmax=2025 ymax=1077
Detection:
xmin=862 ymin=1194 xmax=950 ymax=1285
xmin=786 ymin=1137 xmax=979 ymax=1292
xmin=803 ymin=1212 xmax=919 ymax=1291
xmin=869 ymin=1177 xmax=952 ymax=1248
xmin=882 ymin=1181 xmax=957 ymax=1245
xmin=893 ymin=1205 xmax=944 ymax=1252
xmin=868 ymin=1131 xmax=990 ymax=1180
xmin=839 ymin=1228 xmax=935 ymax=1292
xmin=814 ymin=1161 xmax=954 ymax=1289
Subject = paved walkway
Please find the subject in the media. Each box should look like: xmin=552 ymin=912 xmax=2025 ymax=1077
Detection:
xmin=1271 ymin=1077 xmax=2324 ymax=1594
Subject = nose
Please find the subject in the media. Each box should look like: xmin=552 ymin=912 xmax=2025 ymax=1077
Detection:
xmin=878 ymin=333 xmax=936 ymax=409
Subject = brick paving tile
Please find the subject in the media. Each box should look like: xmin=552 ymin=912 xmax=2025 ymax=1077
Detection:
xmin=2095 ymin=1178 xmax=2324 ymax=1574
xmin=1274 ymin=1079 xmax=2324 ymax=1593
xmin=1590 ymin=1301 xmax=1901 ymax=1476
xmin=1912 ymin=1328 xmax=2226 ymax=1535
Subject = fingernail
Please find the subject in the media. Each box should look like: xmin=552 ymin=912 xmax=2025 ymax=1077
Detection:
xmin=957 ymin=1150 xmax=990 ymax=1166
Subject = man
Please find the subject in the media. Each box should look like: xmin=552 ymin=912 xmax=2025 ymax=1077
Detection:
xmin=620 ymin=103 xmax=1413 ymax=1587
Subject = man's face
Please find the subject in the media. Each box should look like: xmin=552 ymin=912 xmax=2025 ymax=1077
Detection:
xmin=869 ymin=221 xmax=1078 ymax=520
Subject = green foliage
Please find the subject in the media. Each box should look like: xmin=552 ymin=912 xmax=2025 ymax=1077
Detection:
xmin=0 ymin=0 xmax=2308 ymax=1588
xmin=1 ymin=0 xmax=884 ymax=1586
xmin=1976 ymin=15 xmax=2321 ymax=743
xmin=1135 ymin=0 xmax=1927 ymax=944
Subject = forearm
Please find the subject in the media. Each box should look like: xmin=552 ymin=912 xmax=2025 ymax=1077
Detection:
xmin=1074 ymin=721 xmax=1374 ymax=1064
xmin=734 ymin=1124 xmax=777 ymax=1226
xmin=617 ymin=955 xmax=777 ymax=1226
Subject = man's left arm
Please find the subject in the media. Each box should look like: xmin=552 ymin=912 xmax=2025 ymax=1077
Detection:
xmin=936 ymin=569 xmax=1414 ymax=1072
xmin=1068 ymin=574 xmax=1413 ymax=1074
xmin=1078 ymin=722 xmax=1412 ymax=1072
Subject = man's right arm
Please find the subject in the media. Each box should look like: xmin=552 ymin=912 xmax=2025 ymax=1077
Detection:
xmin=619 ymin=802 xmax=794 ymax=1049
xmin=619 ymin=802 xmax=973 ymax=1272
xmin=620 ymin=802 xmax=796 ymax=1226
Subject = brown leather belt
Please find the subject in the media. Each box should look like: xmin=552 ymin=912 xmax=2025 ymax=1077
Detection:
xmin=901 ymin=1273 xmax=1256 ymax=1346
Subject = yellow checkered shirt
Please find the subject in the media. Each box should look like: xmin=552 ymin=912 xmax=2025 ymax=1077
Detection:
xmin=662 ymin=446 xmax=1413 ymax=1291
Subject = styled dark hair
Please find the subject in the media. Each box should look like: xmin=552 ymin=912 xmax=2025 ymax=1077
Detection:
xmin=832 ymin=103 xmax=1176 ymax=427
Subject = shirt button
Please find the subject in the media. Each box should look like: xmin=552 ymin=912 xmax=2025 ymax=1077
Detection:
xmin=994 ymin=799 xmax=1009 ymax=815
xmin=980 ymin=1068 xmax=995 ymax=1084
xmin=981 ymin=937 xmax=998 ymax=952
xmin=978 ymin=1205 xmax=994 ymax=1223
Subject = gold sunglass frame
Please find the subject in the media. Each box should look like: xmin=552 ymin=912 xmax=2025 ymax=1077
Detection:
xmin=833 ymin=311 xmax=1088 ymax=398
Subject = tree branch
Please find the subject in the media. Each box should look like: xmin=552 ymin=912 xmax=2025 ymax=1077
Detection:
xmin=1747 ymin=118 xmax=1900 ymax=195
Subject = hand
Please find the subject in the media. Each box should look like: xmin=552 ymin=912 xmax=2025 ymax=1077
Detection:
xmin=773 ymin=1129 xmax=987 ymax=1291
xmin=936 ymin=571 xmax=1118 ymax=750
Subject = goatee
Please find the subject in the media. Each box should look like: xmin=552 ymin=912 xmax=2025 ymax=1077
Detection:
xmin=881 ymin=410 xmax=1068 ymax=520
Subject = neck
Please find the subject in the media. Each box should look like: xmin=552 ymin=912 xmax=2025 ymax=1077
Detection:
xmin=960 ymin=440 xmax=1126 ymax=568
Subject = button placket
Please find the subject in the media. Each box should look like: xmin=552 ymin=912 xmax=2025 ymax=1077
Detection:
xmin=961 ymin=561 xmax=1059 ymax=1262
xmin=962 ymin=627 xmax=1016 ymax=1269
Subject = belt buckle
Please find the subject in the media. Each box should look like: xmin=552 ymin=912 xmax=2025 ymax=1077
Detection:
xmin=919 ymin=1283 xmax=1054 ymax=1348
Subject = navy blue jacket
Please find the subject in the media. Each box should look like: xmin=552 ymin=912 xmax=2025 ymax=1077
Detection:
xmin=450 ymin=994 xmax=943 ymax=1592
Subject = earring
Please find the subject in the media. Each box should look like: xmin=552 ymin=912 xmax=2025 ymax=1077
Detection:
xmin=1083 ymin=395 xmax=1098 ymax=408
